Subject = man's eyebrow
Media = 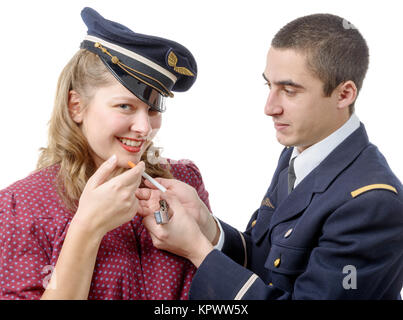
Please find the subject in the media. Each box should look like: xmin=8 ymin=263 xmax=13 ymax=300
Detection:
xmin=275 ymin=80 xmax=305 ymax=89
xmin=262 ymin=73 xmax=305 ymax=89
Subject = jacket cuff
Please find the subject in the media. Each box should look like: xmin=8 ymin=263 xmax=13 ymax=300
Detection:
xmin=189 ymin=249 xmax=255 ymax=300
xmin=219 ymin=219 xmax=247 ymax=267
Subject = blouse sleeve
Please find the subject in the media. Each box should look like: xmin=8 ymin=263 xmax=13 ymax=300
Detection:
xmin=168 ymin=159 xmax=212 ymax=213
xmin=0 ymin=189 xmax=51 ymax=300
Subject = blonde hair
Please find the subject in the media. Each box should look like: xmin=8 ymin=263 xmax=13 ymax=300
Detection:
xmin=37 ymin=49 xmax=172 ymax=212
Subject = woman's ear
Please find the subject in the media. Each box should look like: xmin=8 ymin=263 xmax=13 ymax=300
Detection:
xmin=336 ymin=80 xmax=357 ymax=111
xmin=68 ymin=90 xmax=84 ymax=123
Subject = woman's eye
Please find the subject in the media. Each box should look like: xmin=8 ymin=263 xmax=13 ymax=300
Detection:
xmin=119 ymin=104 xmax=131 ymax=110
xmin=148 ymin=108 xmax=159 ymax=116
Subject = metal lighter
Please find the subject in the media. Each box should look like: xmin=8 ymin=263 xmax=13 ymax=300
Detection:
xmin=154 ymin=199 xmax=170 ymax=224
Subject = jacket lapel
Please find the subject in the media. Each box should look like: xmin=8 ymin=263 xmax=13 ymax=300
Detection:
xmin=269 ymin=123 xmax=370 ymax=231
xmin=277 ymin=167 xmax=290 ymax=206
xmin=252 ymin=148 xmax=292 ymax=244
xmin=269 ymin=167 xmax=316 ymax=229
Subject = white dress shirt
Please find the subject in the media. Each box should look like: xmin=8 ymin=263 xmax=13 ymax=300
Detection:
xmin=213 ymin=113 xmax=361 ymax=251
xmin=289 ymin=113 xmax=360 ymax=188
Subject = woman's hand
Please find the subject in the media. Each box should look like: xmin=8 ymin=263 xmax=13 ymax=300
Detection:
xmin=73 ymin=154 xmax=145 ymax=239
xmin=42 ymin=156 xmax=145 ymax=300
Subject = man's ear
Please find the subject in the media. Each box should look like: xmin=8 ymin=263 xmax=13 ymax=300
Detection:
xmin=336 ymin=80 xmax=357 ymax=111
xmin=68 ymin=90 xmax=84 ymax=123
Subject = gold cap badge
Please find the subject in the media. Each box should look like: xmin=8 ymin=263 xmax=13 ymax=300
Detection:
xmin=168 ymin=51 xmax=195 ymax=77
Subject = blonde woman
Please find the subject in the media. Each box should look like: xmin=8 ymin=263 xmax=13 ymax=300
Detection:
xmin=0 ymin=7 xmax=211 ymax=300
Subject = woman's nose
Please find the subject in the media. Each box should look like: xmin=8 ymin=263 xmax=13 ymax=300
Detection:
xmin=130 ymin=110 xmax=152 ymax=137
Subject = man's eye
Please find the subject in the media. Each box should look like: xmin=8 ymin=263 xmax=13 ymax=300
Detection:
xmin=284 ymin=88 xmax=296 ymax=96
xmin=264 ymin=82 xmax=272 ymax=89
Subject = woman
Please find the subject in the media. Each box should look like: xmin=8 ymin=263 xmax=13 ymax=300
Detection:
xmin=0 ymin=7 xmax=210 ymax=300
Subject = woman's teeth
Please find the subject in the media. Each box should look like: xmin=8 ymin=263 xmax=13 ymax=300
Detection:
xmin=118 ymin=138 xmax=142 ymax=147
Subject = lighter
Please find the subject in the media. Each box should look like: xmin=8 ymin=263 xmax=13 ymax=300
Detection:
xmin=154 ymin=199 xmax=170 ymax=224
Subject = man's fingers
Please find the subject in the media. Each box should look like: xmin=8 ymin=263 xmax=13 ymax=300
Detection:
xmin=136 ymin=187 xmax=162 ymax=215
xmin=137 ymin=199 xmax=160 ymax=217
xmin=135 ymin=188 xmax=152 ymax=200
xmin=160 ymin=191 xmax=183 ymax=215
xmin=141 ymin=214 xmax=161 ymax=238
xmin=137 ymin=206 xmax=154 ymax=218
xmin=88 ymin=154 xmax=118 ymax=189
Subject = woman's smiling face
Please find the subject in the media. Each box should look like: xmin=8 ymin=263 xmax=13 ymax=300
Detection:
xmin=69 ymin=76 xmax=162 ymax=169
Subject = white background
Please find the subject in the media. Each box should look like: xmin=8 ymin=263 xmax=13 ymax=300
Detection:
xmin=0 ymin=1 xmax=402 ymax=232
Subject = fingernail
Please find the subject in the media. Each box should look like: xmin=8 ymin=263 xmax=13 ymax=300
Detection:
xmin=107 ymin=154 xmax=117 ymax=165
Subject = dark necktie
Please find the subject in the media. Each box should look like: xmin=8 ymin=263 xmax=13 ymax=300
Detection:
xmin=288 ymin=157 xmax=296 ymax=194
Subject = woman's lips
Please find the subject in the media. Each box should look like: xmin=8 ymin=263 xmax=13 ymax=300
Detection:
xmin=116 ymin=136 xmax=145 ymax=153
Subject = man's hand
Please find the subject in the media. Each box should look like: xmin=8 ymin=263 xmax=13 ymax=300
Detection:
xmin=136 ymin=178 xmax=220 ymax=245
xmin=139 ymin=190 xmax=214 ymax=267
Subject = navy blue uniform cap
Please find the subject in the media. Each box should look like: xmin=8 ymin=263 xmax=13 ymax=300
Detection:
xmin=80 ymin=7 xmax=197 ymax=112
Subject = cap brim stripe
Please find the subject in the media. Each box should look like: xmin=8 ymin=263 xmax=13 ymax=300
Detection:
xmin=84 ymin=35 xmax=177 ymax=83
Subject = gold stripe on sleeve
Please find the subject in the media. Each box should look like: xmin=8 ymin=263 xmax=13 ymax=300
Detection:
xmin=234 ymin=274 xmax=259 ymax=300
xmin=351 ymin=184 xmax=397 ymax=198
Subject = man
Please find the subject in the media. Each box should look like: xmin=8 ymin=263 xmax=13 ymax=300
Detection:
xmin=137 ymin=13 xmax=403 ymax=299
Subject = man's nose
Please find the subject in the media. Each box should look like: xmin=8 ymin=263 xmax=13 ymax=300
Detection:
xmin=264 ymin=91 xmax=283 ymax=117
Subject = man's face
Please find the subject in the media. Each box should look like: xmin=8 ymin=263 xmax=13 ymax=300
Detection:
xmin=264 ymin=47 xmax=343 ymax=152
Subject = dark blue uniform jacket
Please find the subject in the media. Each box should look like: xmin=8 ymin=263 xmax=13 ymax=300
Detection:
xmin=190 ymin=124 xmax=403 ymax=299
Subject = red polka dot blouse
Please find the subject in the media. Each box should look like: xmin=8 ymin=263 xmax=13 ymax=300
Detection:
xmin=0 ymin=159 xmax=211 ymax=300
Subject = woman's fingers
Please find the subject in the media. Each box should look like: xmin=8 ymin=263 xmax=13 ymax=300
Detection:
xmin=76 ymin=157 xmax=146 ymax=236
xmin=109 ymin=161 xmax=145 ymax=189
xmin=87 ymin=154 xmax=118 ymax=189
xmin=86 ymin=156 xmax=145 ymax=192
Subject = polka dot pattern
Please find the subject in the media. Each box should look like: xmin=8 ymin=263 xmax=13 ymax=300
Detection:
xmin=0 ymin=159 xmax=211 ymax=300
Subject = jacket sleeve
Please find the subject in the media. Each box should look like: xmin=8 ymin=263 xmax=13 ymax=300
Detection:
xmin=189 ymin=214 xmax=291 ymax=300
xmin=190 ymin=189 xmax=403 ymax=300
xmin=293 ymin=189 xmax=403 ymax=299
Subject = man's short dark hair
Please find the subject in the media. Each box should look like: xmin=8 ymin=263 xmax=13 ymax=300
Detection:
xmin=271 ymin=14 xmax=369 ymax=113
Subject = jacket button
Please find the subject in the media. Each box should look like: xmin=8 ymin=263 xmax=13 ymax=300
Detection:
xmin=284 ymin=228 xmax=293 ymax=238
xmin=251 ymin=220 xmax=257 ymax=227
xmin=274 ymin=258 xmax=281 ymax=268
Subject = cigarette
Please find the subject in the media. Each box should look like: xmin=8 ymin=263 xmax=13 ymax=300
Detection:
xmin=128 ymin=161 xmax=169 ymax=225
xmin=128 ymin=161 xmax=167 ymax=193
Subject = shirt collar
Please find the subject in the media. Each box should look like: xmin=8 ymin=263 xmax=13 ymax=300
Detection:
xmin=290 ymin=113 xmax=361 ymax=187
